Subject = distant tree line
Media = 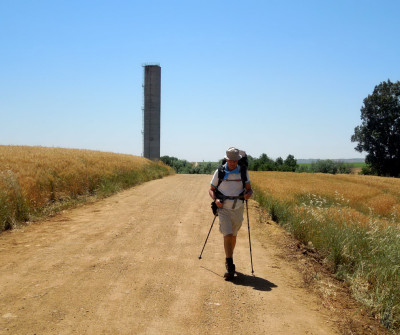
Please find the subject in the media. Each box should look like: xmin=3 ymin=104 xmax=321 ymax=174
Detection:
xmin=248 ymin=154 xmax=297 ymax=172
xmin=160 ymin=156 xmax=219 ymax=174
xmin=161 ymin=154 xmax=352 ymax=175
xmin=165 ymin=80 xmax=400 ymax=178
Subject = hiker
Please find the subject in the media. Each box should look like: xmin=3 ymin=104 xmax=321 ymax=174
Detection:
xmin=209 ymin=147 xmax=253 ymax=279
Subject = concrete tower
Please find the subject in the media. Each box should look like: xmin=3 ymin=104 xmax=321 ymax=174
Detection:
xmin=143 ymin=65 xmax=161 ymax=160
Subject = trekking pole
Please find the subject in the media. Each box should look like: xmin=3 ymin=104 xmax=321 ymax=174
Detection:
xmin=198 ymin=214 xmax=217 ymax=259
xmin=246 ymin=200 xmax=255 ymax=274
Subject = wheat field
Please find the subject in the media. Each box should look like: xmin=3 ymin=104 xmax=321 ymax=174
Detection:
xmin=0 ymin=145 xmax=174 ymax=231
xmin=251 ymin=171 xmax=400 ymax=219
xmin=250 ymin=171 xmax=400 ymax=331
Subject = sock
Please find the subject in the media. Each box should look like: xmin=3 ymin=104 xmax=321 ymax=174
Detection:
xmin=226 ymin=257 xmax=233 ymax=265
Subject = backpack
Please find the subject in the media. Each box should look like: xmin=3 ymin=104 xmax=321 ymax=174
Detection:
xmin=216 ymin=150 xmax=248 ymax=190
xmin=211 ymin=150 xmax=248 ymax=215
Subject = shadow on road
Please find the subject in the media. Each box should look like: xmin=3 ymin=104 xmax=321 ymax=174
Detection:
xmin=200 ymin=266 xmax=224 ymax=278
xmin=230 ymin=272 xmax=278 ymax=291
xmin=200 ymin=266 xmax=277 ymax=292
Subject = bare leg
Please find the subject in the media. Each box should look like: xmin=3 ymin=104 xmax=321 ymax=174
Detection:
xmin=224 ymin=234 xmax=237 ymax=258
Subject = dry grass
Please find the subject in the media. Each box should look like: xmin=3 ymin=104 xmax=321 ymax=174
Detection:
xmin=0 ymin=145 xmax=174 ymax=230
xmin=250 ymin=171 xmax=400 ymax=331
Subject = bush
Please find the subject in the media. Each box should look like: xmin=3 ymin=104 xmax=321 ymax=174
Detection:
xmin=360 ymin=165 xmax=375 ymax=175
xmin=296 ymin=160 xmax=352 ymax=174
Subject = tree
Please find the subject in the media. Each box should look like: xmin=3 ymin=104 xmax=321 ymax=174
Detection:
xmin=257 ymin=153 xmax=275 ymax=171
xmin=283 ymin=154 xmax=297 ymax=172
xmin=248 ymin=153 xmax=299 ymax=172
xmin=351 ymin=80 xmax=400 ymax=177
xmin=275 ymin=157 xmax=284 ymax=170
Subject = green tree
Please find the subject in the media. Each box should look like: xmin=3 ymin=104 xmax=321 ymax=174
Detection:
xmin=257 ymin=153 xmax=275 ymax=171
xmin=248 ymin=153 xmax=298 ymax=172
xmin=275 ymin=157 xmax=284 ymax=170
xmin=247 ymin=155 xmax=255 ymax=170
xmin=351 ymin=80 xmax=400 ymax=177
xmin=283 ymin=154 xmax=297 ymax=172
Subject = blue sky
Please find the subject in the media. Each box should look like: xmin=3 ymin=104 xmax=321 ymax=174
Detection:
xmin=1 ymin=0 xmax=399 ymax=162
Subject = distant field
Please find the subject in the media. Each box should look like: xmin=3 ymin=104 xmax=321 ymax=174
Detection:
xmin=251 ymin=171 xmax=400 ymax=331
xmin=0 ymin=146 xmax=174 ymax=231
xmin=348 ymin=162 xmax=366 ymax=168
xmin=297 ymin=162 xmax=366 ymax=168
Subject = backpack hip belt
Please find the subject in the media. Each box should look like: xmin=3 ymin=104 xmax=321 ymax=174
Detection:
xmin=215 ymin=191 xmax=245 ymax=209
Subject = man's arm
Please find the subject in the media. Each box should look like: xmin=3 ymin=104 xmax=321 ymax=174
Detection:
xmin=209 ymin=185 xmax=223 ymax=208
xmin=244 ymin=182 xmax=253 ymax=200
xmin=209 ymin=185 xmax=216 ymax=200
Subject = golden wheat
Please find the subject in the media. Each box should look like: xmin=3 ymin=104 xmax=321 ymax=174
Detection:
xmin=250 ymin=171 xmax=400 ymax=219
xmin=0 ymin=145 xmax=173 ymax=229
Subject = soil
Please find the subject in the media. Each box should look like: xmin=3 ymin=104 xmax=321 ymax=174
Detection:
xmin=0 ymin=175 xmax=389 ymax=334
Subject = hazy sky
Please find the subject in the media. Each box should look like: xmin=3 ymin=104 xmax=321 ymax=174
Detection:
xmin=1 ymin=0 xmax=399 ymax=161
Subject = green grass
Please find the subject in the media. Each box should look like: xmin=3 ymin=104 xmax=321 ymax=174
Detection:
xmin=349 ymin=162 xmax=366 ymax=168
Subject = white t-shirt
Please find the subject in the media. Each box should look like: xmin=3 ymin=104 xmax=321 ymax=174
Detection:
xmin=210 ymin=165 xmax=250 ymax=209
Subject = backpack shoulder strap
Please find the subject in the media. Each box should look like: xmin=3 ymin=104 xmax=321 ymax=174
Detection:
xmin=240 ymin=165 xmax=248 ymax=189
xmin=216 ymin=164 xmax=225 ymax=188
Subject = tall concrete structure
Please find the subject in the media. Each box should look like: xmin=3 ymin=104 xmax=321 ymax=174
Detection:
xmin=143 ymin=65 xmax=161 ymax=160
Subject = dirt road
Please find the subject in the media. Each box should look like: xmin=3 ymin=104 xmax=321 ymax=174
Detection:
xmin=0 ymin=175 xmax=385 ymax=334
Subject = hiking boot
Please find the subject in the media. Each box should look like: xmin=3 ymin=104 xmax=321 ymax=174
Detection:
xmin=224 ymin=258 xmax=235 ymax=280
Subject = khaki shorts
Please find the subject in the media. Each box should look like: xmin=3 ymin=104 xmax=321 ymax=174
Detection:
xmin=218 ymin=206 xmax=244 ymax=236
